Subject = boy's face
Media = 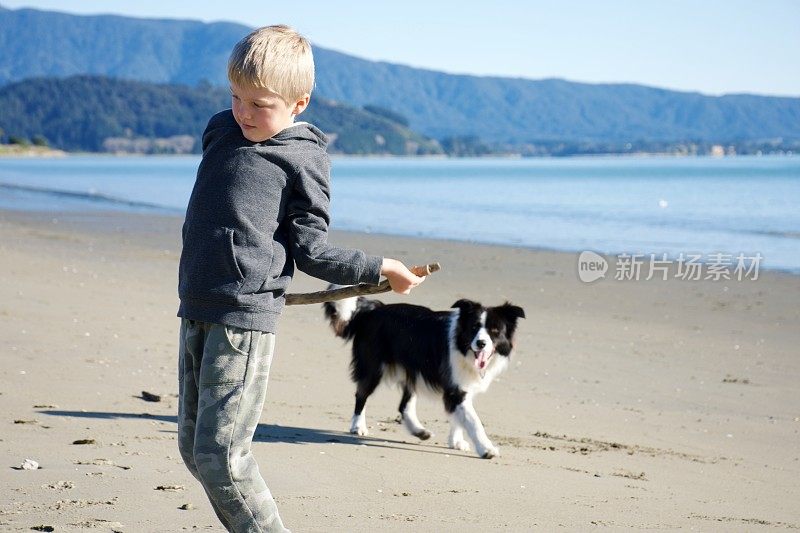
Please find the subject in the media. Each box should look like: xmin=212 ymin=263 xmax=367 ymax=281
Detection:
xmin=230 ymin=82 xmax=309 ymax=143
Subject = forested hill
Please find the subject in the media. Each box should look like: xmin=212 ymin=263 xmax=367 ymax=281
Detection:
xmin=0 ymin=76 xmax=442 ymax=155
xmin=1 ymin=6 xmax=799 ymax=146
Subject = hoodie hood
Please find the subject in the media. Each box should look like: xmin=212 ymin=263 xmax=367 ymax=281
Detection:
xmin=207 ymin=110 xmax=329 ymax=151
xmin=269 ymin=121 xmax=329 ymax=150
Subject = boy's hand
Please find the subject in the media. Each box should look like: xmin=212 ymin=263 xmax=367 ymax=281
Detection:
xmin=381 ymin=258 xmax=426 ymax=295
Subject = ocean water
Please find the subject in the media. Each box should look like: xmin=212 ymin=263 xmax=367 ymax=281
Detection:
xmin=1 ymin=155 xmax=798 ymax=272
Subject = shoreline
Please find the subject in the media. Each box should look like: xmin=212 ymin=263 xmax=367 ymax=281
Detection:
xmin=3 ymin=148 xmax=797 ymax=160
xmin=2 ymin=205 xmax=799 ymax=277
xmin=3 ymin=155 xmax=798 ymax=274
xmin=1 ymin=206 xmax=799 ymax=530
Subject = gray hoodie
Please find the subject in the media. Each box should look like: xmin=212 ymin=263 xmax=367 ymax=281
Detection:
xmin=177 ymin=110 xmax=383 ymax=332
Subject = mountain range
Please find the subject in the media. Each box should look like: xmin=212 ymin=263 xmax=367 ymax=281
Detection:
xmin=1 ymin=5 xmax=799 ymax=147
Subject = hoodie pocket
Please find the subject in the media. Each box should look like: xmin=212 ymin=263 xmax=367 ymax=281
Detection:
xmin=179 ymin=223 xmax=244 ymax=303
xmin=258 ymin=228 xmax=289 ymax=292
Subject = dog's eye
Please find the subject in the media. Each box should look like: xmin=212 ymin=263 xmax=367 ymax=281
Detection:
xmin=489 ymin=328 xmax=500 ymax=334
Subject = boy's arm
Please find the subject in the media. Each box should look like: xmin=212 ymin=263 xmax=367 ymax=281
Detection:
xmin=286 ymin=154 xmax=384 ymax=285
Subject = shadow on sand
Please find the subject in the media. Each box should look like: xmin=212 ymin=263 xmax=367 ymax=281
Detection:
xmin=39 ymin=409 xmax=457 ymax=457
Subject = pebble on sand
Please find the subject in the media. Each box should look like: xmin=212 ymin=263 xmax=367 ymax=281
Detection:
xmin=155 ymin=484 xmax=185 ymax=491
xmin=141 ymin=390 xmax=162 ymax=402
xmin=17 ymin=459 xmax=40 ymax=470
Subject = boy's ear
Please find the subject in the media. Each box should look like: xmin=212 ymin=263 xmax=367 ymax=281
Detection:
xmin=292 ymin=94 xmax=311 ymax=116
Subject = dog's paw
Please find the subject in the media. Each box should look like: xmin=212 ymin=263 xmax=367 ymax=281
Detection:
xmin=480 ymin=445 xmax=500 ymax=459
xmin=349 ymin=421 xmax=369 ymax=436
xmin=350 ymin=426 xmax=369 ymax=436
xmin=414 ymin=429 xmax=432 ymax=441
xmin=449 ymin=438 xmax=471 ymax=452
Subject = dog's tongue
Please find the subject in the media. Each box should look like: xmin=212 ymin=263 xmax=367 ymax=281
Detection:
xmin=475 ymin=349 xmax=490 ymax=370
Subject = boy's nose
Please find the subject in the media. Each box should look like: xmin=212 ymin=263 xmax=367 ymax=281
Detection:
xmin=234 ymin=102 xmax=250 ymax=119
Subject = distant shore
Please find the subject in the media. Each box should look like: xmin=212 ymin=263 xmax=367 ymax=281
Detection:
xmin=2 ymin=147 xmax=796 ymax=159
xmin=0 ymin=144 xmax=66 ymax=157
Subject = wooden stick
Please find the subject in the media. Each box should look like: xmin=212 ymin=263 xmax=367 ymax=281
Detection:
xmin=285 ymin=262 xmax=440 ymax=305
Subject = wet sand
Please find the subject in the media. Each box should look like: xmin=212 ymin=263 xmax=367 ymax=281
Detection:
xmin=1 ymin=208 xmax=799 ymax=531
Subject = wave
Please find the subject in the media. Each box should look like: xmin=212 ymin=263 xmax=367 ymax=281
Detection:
xmin=748 ymin=229 xmax=800 ymax=240
xmin=0 ymin=182 xmax=180 ymax=213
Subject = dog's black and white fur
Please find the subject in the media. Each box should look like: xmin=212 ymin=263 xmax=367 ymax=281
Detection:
xmin=324 ymin=293 xmax=524 ymax=458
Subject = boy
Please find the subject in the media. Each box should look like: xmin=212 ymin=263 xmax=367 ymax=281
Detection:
xmin=176 ymin=25 xmax=424 ymax=532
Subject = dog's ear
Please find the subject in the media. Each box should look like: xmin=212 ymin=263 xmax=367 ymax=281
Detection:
xmin=451 ymin=298 xmax=479 ymax=314
xmin=497 ymin=302 xmax=525 ymax=321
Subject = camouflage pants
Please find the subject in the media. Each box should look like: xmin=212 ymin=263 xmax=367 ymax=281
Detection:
xmin=177 ymin=319 xmax=289 ymax=532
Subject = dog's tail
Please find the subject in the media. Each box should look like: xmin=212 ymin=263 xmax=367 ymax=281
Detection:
xmin=322 ymin=284 xmax=382 ymax=339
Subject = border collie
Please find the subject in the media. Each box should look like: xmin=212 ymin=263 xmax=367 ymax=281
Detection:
xmin=324 ymin=294 xmax=525 ymax=458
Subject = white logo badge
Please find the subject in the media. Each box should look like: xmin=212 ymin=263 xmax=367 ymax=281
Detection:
xmin=578 ymin=251 xmax=608 ymax=283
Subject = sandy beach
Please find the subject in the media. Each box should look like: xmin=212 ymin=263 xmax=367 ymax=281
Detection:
xmin=1 ymin=207 xmax=799 ymax=532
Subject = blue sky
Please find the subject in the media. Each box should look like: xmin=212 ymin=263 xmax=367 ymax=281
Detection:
xmin=3 ymin=0 xmax=799 ymax=96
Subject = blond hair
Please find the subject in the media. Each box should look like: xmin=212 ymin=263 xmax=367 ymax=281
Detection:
xmin=227 ymin=25 xmax=314 ymax=102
